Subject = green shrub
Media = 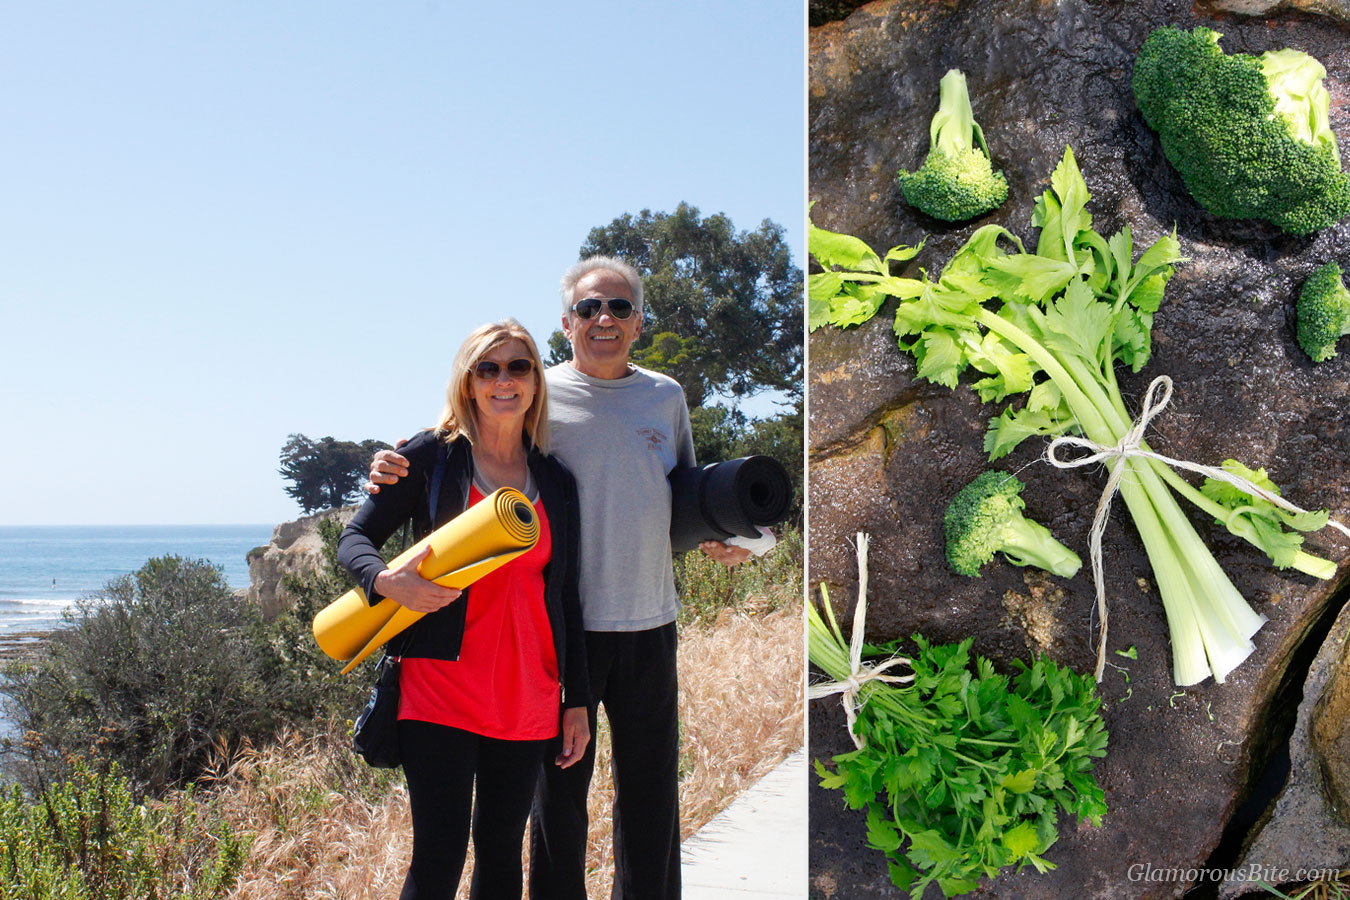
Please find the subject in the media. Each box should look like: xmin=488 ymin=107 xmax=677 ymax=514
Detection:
xmin=675 ymin=525 xmax=803 ymax=627
xmin=1 ymin=556 xmax=279 ymax=794
xmin=1 ymin=517 xmax=414 ymax=795
xmin=0 ymin=756 xmax=248 ymax=899
xmin=253 ymin=515 xmax=383 ymax=725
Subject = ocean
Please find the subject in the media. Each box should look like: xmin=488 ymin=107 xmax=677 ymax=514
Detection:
xmin=0 ymin=524 xmax=275 ymax=638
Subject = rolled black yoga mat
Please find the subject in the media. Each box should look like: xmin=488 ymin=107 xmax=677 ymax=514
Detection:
xmin=668 ymin=455 xmax=793 ymax=553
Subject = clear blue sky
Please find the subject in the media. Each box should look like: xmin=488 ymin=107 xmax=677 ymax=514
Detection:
xmin=0 ymin=1 xmax=805 ymax=526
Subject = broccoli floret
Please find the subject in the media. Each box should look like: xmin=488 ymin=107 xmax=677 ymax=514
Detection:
xmin=1132 ymin=26 xmax=1350 ymax=236
xmin=1297 ymin=261 xmax=1350 ymax=362
xmin=944 ymin=471 xmax=1082 ymax=578
xmin=897 ymin=69 xmax=1008 ymax=222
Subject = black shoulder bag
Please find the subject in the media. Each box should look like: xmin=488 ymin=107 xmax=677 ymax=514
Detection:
xmin=352 ymin=653 xmax=401 ymax=767
xmin=352 ymin=442 xmax=450 ymax=768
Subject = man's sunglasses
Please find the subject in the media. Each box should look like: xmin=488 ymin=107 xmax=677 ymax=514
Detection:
xmin=571 ymin=297 xmax=635 ymax=320
xmin=471 ymin=358 xmax=535 ymax=380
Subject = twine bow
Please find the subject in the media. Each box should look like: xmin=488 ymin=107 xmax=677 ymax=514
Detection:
xmin=1046 ymin=375 xmax=1350 ymax=682
xmin=806 ymin=532 xmax=914 ymax=748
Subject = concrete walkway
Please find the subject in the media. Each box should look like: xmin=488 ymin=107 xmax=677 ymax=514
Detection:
xmin=680 ymin=748 xmax=807 ymax=899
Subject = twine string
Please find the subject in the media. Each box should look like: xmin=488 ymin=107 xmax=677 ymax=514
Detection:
xmin=806 ymin=532 xmax=914 ymax=749
xmin=1046 ymin=375 xmax=1350 ymax=683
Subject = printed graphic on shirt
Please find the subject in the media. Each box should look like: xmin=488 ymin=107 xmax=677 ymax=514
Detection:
xmin=637 ymin=427 xmax=667 ymax=450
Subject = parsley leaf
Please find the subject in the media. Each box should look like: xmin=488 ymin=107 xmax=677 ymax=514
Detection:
xmin=810 ymin=601 xmax=1109 ymax=898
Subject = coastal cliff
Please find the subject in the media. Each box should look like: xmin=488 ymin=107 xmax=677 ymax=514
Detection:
xmin=245 ymin=507 xmax=355 ymax=619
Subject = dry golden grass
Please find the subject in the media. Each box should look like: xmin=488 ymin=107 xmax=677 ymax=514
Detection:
xmin=583 ymin=604 xmax=803 ymax=897
xmin=203 ymin=732 xmax=410 ymax=899
xmin=211 ymin=604 xmax=803 ymax=899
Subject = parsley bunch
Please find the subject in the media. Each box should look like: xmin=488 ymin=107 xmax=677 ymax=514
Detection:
xmin=809 ymin=146 xmax=1337 ymax=685
xmin=809 ymin=594 xmax=1107 ymax=897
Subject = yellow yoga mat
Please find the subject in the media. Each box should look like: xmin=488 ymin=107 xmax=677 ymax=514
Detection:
xmin=313 ymin=486 xmax=539 ymax=674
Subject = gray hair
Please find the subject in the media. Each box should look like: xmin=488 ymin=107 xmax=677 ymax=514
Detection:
xmin=559 ymin=255 xmax=644 ymax=317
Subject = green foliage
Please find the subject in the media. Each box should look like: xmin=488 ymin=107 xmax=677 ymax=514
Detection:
xmin=279 ymin=433 xmax=392 ymax=514
xmin=1201 ymin=459 xmax=1335 ymax=578
xmin=897 ymin=69 xmax=1008 ymax=222
xmin=1132 ymin=25 xmax=1350 ymax=235
xmin=689 ymin=401 xmax=804 ymax=526
xmin=0 ymin=756 xmax=247 ymax=899
xmin=810 ymin=145 xmax=1337 ymax=685
xmin=675 ymin=526 xmax=802 ymax=627
xmin=1296 ymin=261 xmax=1350 ymax=362
xmin=1 ymin=557 xmax=279 ymax=794
xmin=943 ymin=471 xmax=1081 ymax=578
xmin=258 ymin=515 xmax=383 ymax=723
xmin=633 ymin=331 xmax=699 ymax=385
xmin=547 ymin=204 xmax=803 ymax=515
xmin=0 ymin=526 xmax=396 ymax=794
xmin=806 ymin=214 xmax=925 ymax=332
xmin=550 ymin=202 xmax=803 ymax=406
xmin=678 ymin=523 xmax=802 ymax=622
xmin=809 ymin=600 xmax=1107 ymax=898
xmin=690 ymin=404 xmax=750 ymax=465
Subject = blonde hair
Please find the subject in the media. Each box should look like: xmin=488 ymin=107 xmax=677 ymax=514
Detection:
xmin=434 ymin=318 xmax=549 ymax=453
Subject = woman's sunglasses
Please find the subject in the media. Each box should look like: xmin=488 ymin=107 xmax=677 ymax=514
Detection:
xmin=571 ymin=297 xmax=635 ymax=320
xmin=471 ymin=358 xmax=535 ymax=380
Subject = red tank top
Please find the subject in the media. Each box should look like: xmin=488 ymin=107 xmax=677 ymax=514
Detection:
xmin=397 ymin=486 xmax=561 ymax=740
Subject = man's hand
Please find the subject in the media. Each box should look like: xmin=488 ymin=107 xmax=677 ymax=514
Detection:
xmin=555 ymin=706 xmax=591 ymax=768
xmin=699 ymin=540 xmax=753 ymax=567
xmin=371 ymin=546 xmax=462 ymax=613
xmin=363 ymin=443 xmax=410 ymax=495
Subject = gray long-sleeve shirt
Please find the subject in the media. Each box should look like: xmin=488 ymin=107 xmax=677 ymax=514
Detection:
xmin=544 ymin=363 xmax=695 ymax=631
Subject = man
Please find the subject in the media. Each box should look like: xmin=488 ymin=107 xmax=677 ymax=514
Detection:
xmin=368 ymin=255 xmax=749 ymax=898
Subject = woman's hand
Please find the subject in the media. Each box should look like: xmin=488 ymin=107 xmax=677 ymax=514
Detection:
xmin=372 ymin=546 xmax=462 ymax=613
xmin=555 ymin=706 xmax=591 ymax=768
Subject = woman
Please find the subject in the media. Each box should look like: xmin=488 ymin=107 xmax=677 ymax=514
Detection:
xmin=337 ymin=319 xmax=590 ymax=900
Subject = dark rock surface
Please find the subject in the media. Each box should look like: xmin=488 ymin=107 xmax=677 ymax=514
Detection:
xmin=810 ymin=0 xmax=873 ymax=28
xmin=810 ymin=0 xmax=1350 ymax=27
xmin=1200 ymin=0 xmax=1350 ymax=22
xmin=1313 ymin=632 xmax=1350 ymax=818
xmin=1220 ymin=598 xmax=1350 ymax=897
xmin=808 ymin=2 xmax=1350 ymax=898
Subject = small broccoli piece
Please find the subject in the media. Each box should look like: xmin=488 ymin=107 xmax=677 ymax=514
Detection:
xmin=944 ymin=471 xmax=1082 ymax=578
xmin=897 ymin=69 xmax=1008 ymax=222
xmin=1297 ymin=261 xmax=1350 ymax=362
xmin=1132 ymin=26 xmax=1350 ymax=235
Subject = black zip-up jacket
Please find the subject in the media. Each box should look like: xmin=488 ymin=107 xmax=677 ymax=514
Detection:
xmin=337 ymin=430 xmax=591 ymax=709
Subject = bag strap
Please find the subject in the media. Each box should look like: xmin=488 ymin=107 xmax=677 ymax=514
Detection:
xmin=428 ymin=441 xmax=450 ymax=524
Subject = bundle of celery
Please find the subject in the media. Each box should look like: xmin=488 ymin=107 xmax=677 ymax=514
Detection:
xmin=809 ymin=147 xmax=1336 ymax=685
xmin=809 ymin=587 xmax=1107 ymax=897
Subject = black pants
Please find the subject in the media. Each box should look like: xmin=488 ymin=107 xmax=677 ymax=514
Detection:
xmin=529 ymin=623 xmax=680 ymax=900
xmin=398 ymin=720 xmax=548 ymax=900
